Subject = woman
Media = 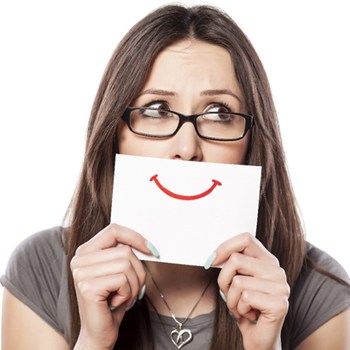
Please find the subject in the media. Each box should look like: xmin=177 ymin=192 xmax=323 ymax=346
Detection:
xmin=1 ymin=4 xmax=349 ymax=350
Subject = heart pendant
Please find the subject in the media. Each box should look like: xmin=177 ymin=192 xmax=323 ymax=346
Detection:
xmin=170 ymin=328 xmax=192 ymax=349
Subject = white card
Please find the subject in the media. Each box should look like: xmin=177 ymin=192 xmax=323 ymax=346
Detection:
xmin=111 ymin=154 xmax=261 ymax=266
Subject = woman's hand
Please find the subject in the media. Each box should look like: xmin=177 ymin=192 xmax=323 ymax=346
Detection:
xmin=70 ymin=223 xmax=158 ymax=350
xmin=208 ymin=232 xmax=290 ymax=350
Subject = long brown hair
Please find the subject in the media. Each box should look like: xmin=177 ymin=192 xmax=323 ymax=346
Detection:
xmin=66 ymin=4 xmax=306 ymax=349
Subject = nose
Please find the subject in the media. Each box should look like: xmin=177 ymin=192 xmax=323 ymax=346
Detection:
xmin=169 ymin=122 xmax=203 ymax=161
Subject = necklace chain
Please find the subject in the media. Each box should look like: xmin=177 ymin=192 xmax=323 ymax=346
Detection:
xmin=144 ymin=264 xmax=213 ymax=349
xmin=145 ymin=264 xmax=213 ymax=325
xmin=153 ymin=275 xmax=212 ymax=326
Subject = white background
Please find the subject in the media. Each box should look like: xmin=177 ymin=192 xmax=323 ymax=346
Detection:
xmin=1 ymin=0 xmax=349 ymax=327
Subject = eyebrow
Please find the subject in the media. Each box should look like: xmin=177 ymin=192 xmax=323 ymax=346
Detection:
xmin=200 ymin=89 xmax=241 ymax=102
xmin=138 ymin=88 xmax=241 ymax=102
xmin=139 ymin=89 xmax=176 ymax=96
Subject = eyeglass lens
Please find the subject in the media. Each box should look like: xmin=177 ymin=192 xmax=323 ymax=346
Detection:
xmin=129 ymin=108 xmax=247 ymax=140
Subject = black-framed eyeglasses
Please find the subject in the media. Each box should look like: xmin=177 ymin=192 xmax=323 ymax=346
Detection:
xmin=122 ymin=107 xmax=254 ymax=142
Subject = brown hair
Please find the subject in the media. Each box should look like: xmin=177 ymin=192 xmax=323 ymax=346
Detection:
xmin=66 ymin=4 xmax=306 ymax=349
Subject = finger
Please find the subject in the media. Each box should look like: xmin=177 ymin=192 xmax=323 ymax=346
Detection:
xmin=76 ymin=223 xmax=158 ymax=257
xmin=71 ymin=245 xmax=139 ymax=268
xmin=223 ymin=275 xmax=288 ymax=318
xmin=218 ymin=253 xmax=285 ymax=294
xmin=73 ymin=245 xmax=146 ymax=299
xmin=212 ymin=232 xmax=279 ymax=267
xmin=76 ymin=273 xmax=132 ymax=309
xmin=236 ymin=290 xmax=289 ymax=323
xmin=74 ymin=260 xmax=141 ymax=301
xmin=72 ymin=245 xmax=146 ymax=284
xmin=229 ymin=275 xmax=289 ymax=301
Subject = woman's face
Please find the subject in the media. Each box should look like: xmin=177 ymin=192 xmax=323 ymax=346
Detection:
xmin=118 ymin=39 xmax=250 ymax=164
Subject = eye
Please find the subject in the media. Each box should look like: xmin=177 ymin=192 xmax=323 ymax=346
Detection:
xmin=144 ymin=110 xmax=172 ymax=119
xmin=138 ymin=101 xmax=171 ymax=118
xmin=145 ymin=101 xmax=170 ymax=110
xmin=203 ymin=103 xmax=234 ymax=122
xmin=139 ymin=101 xmax=172 ymax=119
xmin=205 ymin=103 xmax=231 ymax=114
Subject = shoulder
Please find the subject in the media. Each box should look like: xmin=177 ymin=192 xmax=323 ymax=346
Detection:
xmin=2 ymin=226 xmax=66 ymax=283
xmin=284 ymin=242 xmax=350 ymax=349
xmin=0 ymin=226 xmax=70 ymax=341
xmin=306 ymin=243 xmax=350 ymax=282
xmin=7 ymin=226 xmax=65 ymax=265
xmin=2 ymin=227 xmax=66 ymax=285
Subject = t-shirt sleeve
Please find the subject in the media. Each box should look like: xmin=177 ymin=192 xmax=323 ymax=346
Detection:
xmin=0 ymin=227 xmax=69 ymax=339
xmin=285 ymin=243 xmax=350 ymax=349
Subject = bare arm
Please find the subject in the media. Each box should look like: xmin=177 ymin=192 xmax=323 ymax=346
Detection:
xmin=2 ymin=289 xmax=69 ymax=350
xmin=294 ymin=308 xmax=350 ymax=350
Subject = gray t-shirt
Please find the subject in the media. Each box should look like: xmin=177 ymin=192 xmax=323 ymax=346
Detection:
xmin=149 ymin=310 xmax=214 ymax=350
xmin=1 ymin=227 xmax=350 ymax=349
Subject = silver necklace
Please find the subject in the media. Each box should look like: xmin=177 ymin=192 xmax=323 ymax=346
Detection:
xmin=146 ymin=268 xmax=213 ymax=349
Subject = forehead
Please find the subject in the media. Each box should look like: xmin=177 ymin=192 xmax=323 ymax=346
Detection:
xmin=143 ymin=39 xmax=238 ymax=91
xmin=158 ymin=38 xmax=232 ymax=62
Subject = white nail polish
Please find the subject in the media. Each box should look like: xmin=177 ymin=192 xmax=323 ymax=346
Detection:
xmin=204 ymin=252 xmax=216 ymax=270
xmin=125 ymin=298 xmax=137 ymax=311
xmin=219 ymin=289 xmax=227 ymax=302
xmin=138 ymin=284 xmax=146 ymax=300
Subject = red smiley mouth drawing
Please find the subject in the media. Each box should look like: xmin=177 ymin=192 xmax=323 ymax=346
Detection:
xmin=150 ymin=174 xmax=222 ymax=200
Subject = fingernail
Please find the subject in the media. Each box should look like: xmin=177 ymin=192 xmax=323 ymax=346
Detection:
xmin=219 ymin=289 xmax=227 ymax=303
xmin=146 ymin=241 xmax=160 ymax=258
xmin=204 ymin=252 xmax=216 ymax=270
xmin=246 ymin=317 xmax=257 ymax=324
xmin=109 ymin=304 xmax=118 ymax=312
xmin=126 ymin=298 xmax=137 ymax=311
xmin=138 ymin=284 xmax=146 ymax=300
xmin=228 ymin=310 xmax=237 ymax=321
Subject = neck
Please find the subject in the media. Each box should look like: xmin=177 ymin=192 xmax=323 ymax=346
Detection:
xmin=144 ymin=261 xmax=218 ymax=318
